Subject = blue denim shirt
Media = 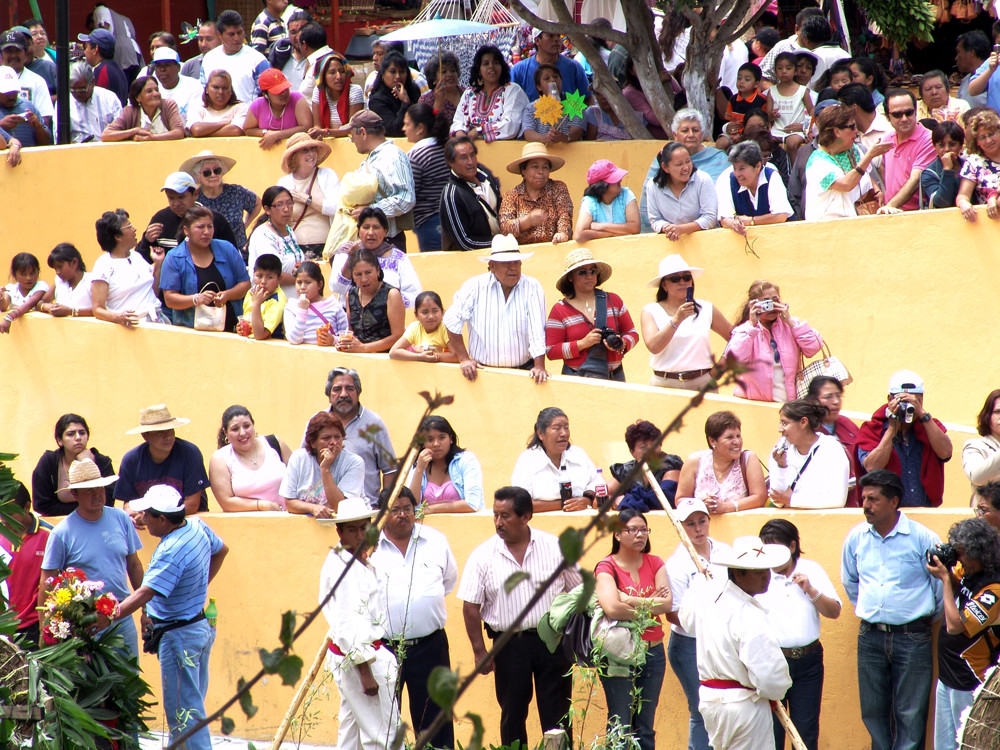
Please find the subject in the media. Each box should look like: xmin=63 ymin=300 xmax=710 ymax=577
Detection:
xmin=841 ymin=512 xmax=944 ymax=624
xmin=159 ymin=239 xmax=250 ymax=328
xmin=418 ymin=450 xmax=485 ymax=511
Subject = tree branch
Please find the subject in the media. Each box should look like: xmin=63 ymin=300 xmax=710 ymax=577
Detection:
xmin=507 ymin=0 xmax=630 ymax=48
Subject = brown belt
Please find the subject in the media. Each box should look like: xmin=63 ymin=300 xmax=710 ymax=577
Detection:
xmin=654 ymin=368 xmax=712 ymax=382
xmin=780 ymin=640 xmax=821 ymax=659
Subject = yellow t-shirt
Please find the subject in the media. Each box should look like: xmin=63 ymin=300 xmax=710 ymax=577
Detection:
xmin=402 ymin=320 xmax=449 ymax=352
xmin=242 ymin=288 xmax=288 ymax=338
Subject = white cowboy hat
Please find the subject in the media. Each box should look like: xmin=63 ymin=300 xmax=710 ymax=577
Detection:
xmin=332 ymin=496 xmax=378 ymax=524
xmin=646 ymin=254 xmax=705 ymax=288
xmin=129 ymin=484 xmax=185 ymax=514
xmin=179 ymin=149 xmax=237 ymax=179
xmin=67 ymin=458 xmax=118 ymax=489
xmin=478 ymin=234 xmax=534 ymax=264
xmin=711 ymin=536 xmax=791 ymax=570
xmin=125 ymin=404 xmax=191 ymax=435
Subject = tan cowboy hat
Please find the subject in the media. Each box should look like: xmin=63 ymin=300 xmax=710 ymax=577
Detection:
xmin=67 ymin=458 xmax=118 ymax=489
xmin=478 ymin=234 xmax=533 ymax=264
xmin=711 ymin=536 xmax=791 ymax=570
xmin=506 ymin=142 xmax=565 ymax=174
xmin=281 ymin=132 xmax=332 ymax=174
xmin=557 ymin=247 xmax=612 ymax=288
xmin=180 ymin=150 xmax=237 ymax=179
xmin=646 ymin=254 xmax=705 ymax=288
xmin=126 ymin=404 xmax=191 ymax=435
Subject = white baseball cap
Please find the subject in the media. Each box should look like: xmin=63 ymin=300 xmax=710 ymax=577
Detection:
xmin=888 ymin=369 xmax=924 ymax=395
xmin=674 ymin=497 xmax=709 ymax=521
xmin=130 ymin=485 xmax=186 ymax=514
xmin=0 ymin=66 xmax=20 ymax=95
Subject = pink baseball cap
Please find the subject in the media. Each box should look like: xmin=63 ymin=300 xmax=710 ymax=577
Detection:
xmin=259 ymin=68 xmax=291 ymax=94
xmin=586 ymin=159 xmax=628 ymax=185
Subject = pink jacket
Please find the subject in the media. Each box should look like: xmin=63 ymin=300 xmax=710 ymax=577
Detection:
xmin=724 ymin=317 xmax=823 ymax=401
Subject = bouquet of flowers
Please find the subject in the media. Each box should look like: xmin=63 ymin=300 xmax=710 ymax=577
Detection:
xmin=41 ymin=567 xmax=118 ymax=644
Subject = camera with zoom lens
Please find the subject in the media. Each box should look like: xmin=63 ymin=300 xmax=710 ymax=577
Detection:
xmin=600 ymin=328 xmax=624 ymax=351
xmin=926 ymin=543 xmax=958 ymax=568
xmin=893 ymin=402 xmax=915 ymax=423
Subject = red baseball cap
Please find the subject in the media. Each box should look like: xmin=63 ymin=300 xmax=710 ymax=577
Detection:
xmin=259 ymin=68 xmax=291 ymax=94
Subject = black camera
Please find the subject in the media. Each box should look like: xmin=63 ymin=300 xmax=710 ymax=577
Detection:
xmin=887 ymin=402 xmax=915 ymax=423
xmin=601 ymin=328 xmax=624 ymax=351
xmin=926 ymin=543 xmax=958 ymax=568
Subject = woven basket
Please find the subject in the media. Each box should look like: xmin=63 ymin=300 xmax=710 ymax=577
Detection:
xmin=958 ymin=665 xmax=1000 ymax=749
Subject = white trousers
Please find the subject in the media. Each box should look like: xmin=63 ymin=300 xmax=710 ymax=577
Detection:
xmin=328 ymin=647 xmax=400 ymax=750
xmin=700 ymin=696 xmax=775 ymax=750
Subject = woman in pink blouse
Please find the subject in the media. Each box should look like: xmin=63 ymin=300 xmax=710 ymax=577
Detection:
xmin=243 ymin=68 xmax=312 ymax=149
xmin=450 ymin=45 xmax=528 ymax=142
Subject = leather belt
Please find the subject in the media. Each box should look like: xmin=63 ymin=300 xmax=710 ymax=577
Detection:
xmin=400 ymin=628 xmax=443 ymax=648
xmin=781 ymin=640 xmax=820 ymax=659
xmin=654 ymin=368 xmax=711 ymax=381
xmin=861 ymin=617 xmax=932 ymax=633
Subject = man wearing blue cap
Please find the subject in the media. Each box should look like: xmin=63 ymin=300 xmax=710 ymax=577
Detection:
xmin=78 ymin=28 xmax=128 ymax=106
xmin=150 ymin=47 xmax=202 ymax=121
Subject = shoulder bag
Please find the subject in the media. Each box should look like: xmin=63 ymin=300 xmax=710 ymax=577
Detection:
xmin=795 ymin=341 xmax=853 ymax=398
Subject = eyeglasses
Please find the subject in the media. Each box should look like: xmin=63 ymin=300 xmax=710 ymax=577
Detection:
xmin=270 ymin=200 xmax=294 ymax=210
xmin=843 ymin=122 xmax=858 ymax=130
xmin=976 ymin=130 xmax=999 ymax=141
xmin=201 ymin=167 xmax=224 ymax=177
xmin=666 ymin=273 xmax=693 ymax=284
xmin=769 ymin=336 xmax=780 ymax=364
xmin=975 ymin=505 xmax=996 ymax=516
xmin=389 ymin=506 xmax=414 ymax=516
xmin=575 ymin=267 xmax=598 ymax=277
xmin=887 ymin=108 xmax=915 ymax=119
xmin=622 ymin=527 xmax=651 ymax=536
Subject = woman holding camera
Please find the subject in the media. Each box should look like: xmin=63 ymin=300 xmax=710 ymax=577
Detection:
xmin=768 ymin=400 xmax=850 ymax=509
xmin=724 ymin=279 xmax=823 ymax=402
xmin=545 ymin=248 xmax=638 ymax=381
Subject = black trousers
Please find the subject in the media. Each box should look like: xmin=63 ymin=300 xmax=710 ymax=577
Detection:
xmin=491 ymin=628 xmax=573 ymax=747
xmin=387 ymin=629 xmax=455 ymax=749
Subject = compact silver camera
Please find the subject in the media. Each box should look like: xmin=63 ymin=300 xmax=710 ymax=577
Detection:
xmin=757 ymin=299 xmax=774 ymax=313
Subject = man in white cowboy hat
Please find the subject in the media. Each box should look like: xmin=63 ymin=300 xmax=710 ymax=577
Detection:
xmin=678 ymin=536 xmax=793 ymax=750
xmin=116 ymin=404 xmax=209 ymax=521
xmin=320 ymin=496 xmax=400 ymax=750
xmin=40 ymin=458 xmax=145 ymax=656
xmin=102 ymin=485 xmax=228 ymax=750
xmin=443 ymin=234 xmax=549 ymax=384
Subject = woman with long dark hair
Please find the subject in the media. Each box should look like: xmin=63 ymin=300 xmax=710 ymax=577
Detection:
xmin=644 ymin=142 xmax=718 ymax=239
xmin=247 ymin=185 xmax=305 ymax=300
xmin=404 ymin=102 xmax=451 ymax=251
xmin=32 ymin=414 xmax=116 ymax=515
xmin=309 ymin=52 xmax=363 ymax=138
xmin=367 ymin=51 xmax=422 ymax=137
xmin=451 ymin=44 xmax=528 ymax=142
xmin=407 ymin=415 xmax=485 ymax=513
xmin=964 ymin=389 xmax=1000 ymax=506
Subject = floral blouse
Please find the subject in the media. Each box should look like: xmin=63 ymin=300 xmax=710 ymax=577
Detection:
xmin=450 ymin=83 xmax=529 ymax=142
xmin=959 ymin=153 xmax=1000 ymax=203
xmin=499 ymin=179 xmax=573 ymax=244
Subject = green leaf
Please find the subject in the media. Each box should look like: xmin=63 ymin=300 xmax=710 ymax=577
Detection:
xmin=248 ymin=744 xmax=258 ymax=750
xmin=504 ymin=571 xmax=530 ymax=594
xmin=221 ymin=715 xmax=235 ymax=735
xmin=464 ymin=711 xmax=485 ymax=750
xmin=277 ymin=654 xmax=304 ymax=686
xmin=427 ymin=666 xmax=459 ymax=709
xmin=364 ymin=522 xmax=379 ymax=548
xmin=279 ymin=610 xmax=296 ymax=648
xmin=575 ymin=570 xmax=596 ymax=612
xmin=259 ymin=647 xmax=283 ymax=673
xmin=237 ymin=678 xmax=258 ymax=719
xmin=559 ymin=527 xmax=584 ymax=565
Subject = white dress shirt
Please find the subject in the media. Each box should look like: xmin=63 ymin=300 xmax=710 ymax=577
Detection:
xmin=371 ymin=524 xmax=458 ymax=640
xmin=64 ymin=85 xmax=122 ymax=143
xmin=767 ymin=433 xmax=849 ymax=508
xmin=756 ymin=557 xmax=841 ymax=648
xmin=715 ymin=165 xmax=794 ymax=219
xmin=443 ymin=272 xmax=547 ymax=367
xmin=320 ymin=546 xmax=386 ymax=666
xmin=510 ymin=444 xmax=598 ymax=501
xmin=666 ymin=538 xmax=732 ymax=636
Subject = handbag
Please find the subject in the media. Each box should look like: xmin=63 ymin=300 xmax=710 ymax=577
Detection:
xmin=847 ymin=149 xmax=881 ymax=216
xmin=795 ymin=342 xmax=853 ymax=398
xmin=193 ymin=283 xmax=226 ymax=332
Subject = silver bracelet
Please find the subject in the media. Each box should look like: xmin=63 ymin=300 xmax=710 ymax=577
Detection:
xmin=809 ymin=590 xmax=822 ymax=602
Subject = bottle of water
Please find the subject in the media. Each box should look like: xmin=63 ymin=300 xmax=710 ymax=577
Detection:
xmin=205 ymin=597 xmax=218 ymax=628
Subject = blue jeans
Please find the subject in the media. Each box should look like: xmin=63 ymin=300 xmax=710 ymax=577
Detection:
xmin=668 ymin=632 xmax=712 ymax=750
xmin=414 ymin=214 xmax=442 ymax=252
xmin=600 ymin=642 xmax=666 ymax=750
xmin=159 ymin=619 xmax=215 ymax=750
xmin=772 ymin=645 xmax=824 ymax=750
xmin=933 ymin=680 xmax=974 ymax=750
xmin=857 ymin=621 xmax=933 ymax=750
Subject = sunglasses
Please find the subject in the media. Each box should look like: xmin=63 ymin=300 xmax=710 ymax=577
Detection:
xmin=201 ymin=167 xmax=224 ymax=177
xmin=666 ymin=273 xmax=693 ymax=284
xmin=887 ymin=108 xmax=915 ymax=119
xmin=575 ymin=267 xmax=598 ymax=277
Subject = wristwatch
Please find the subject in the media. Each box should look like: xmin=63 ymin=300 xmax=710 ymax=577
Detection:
xmin=919 ymin=412 xmax=932 ymax=423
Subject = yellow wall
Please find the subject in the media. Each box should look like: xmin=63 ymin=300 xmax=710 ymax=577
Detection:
xmin=123 ymin=508 xmax=966 ymax=749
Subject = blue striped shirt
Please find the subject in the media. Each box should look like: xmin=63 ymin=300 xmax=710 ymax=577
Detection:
xmin=144 ymin=518 xmax=224 ymax=621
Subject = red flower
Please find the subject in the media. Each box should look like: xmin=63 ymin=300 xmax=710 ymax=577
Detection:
xmin=41 ymin=626 xmax=57 ymax=645
xmin=95 ymin=594 xmax=117 ymax=617
xmin=64 ymin=568 xmax=87 ymax=582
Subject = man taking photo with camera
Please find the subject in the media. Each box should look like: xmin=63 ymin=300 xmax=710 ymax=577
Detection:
xmin=855 ymin=369 xmax=953 ymax=507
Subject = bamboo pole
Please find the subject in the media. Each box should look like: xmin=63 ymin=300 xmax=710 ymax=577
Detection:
xmin=269 ymin=637 xmax=332 ymax=750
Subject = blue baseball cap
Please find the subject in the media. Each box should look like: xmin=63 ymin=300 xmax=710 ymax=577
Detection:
xmin=77 ymin=28 xmax=115 ymax=52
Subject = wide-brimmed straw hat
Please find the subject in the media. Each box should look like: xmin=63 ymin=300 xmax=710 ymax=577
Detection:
xmin=506 ymin=142 xmax=565 ymax=174
xmin=557 ymin=248 xmax=612 ymax=289
xmin=67 ymin=458 xmax=119 ymax=489
xmin=646 ymin=254 xmax=704 ymax=288
xmin=281 ymin=132 xmax=332 ymax=174
xmin=126 ymin=404 xmax=191 ymax=435
xmin=478 ymin=234 xmax=533 ymax=264
xmin=711 ymin=536 xmax=791 ymax=570
xmin=180 ymin=150 xmax=237 ymax=179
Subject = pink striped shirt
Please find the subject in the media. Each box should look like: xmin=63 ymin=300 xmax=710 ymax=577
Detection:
xmin=457 ymin=528 xmax=582 ymax=631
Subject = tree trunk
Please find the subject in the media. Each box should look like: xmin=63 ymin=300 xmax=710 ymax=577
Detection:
xmin=620 ymin=0 xmax=676 ymax=135
xmin=682 ymin=20 xmax=725 ymax=134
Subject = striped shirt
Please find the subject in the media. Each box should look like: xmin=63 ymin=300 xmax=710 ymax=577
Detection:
xmin=284 ymin=295 xmax=349 ymax=345
xmin=408 ymin=137 xmax=451 ymax=226
xmin=544 ymin=293 xmax=638 ymax=369
xmin=144 ymin=518 xmax=225 ymax=621
xmin=443 ymin=272 xmax=547 ymax=367
xmin=457 ymin=528 xmax=581 ymax=631
xmin=250 ymin=9 xmax=286 ymax=54
xmin=361 ymin=140 xmax=416 ymax=236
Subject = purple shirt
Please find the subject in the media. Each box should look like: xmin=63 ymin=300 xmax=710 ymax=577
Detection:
xmin=248 ymin=91 xmax=305 ymax=130
xmin=885 ymin=123 xmax=936 ymax=211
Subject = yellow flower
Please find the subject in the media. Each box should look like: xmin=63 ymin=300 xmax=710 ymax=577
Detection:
xmin=534 ymin=95 xmax=564 ymax=127
xmin=54 ymin=588 xmax=73 ymax=606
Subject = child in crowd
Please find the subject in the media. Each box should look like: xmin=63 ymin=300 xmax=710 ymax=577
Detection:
xmin=0 ymin=252 xmax=48 ymax=334
xmin=822 ymin=61 xmax=854 ymax=93
xmin=40 ymin=244 xmax=92 ymax=318
xmin=794 ymin=52 xmax=817 ymax=87
xmin=718 ymin=63 xmax=765 ymax=150
xmin=285 ymin=261 xmax=348 ymax=346
xmin=241 ymin=253 xmax=287 ymax=340
xmin=766 ymin=52 xmax=813 ymax=164
xmin=389 ymin=290 xmax=457 ymax=364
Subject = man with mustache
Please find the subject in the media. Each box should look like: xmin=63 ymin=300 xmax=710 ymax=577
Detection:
xmin=841 ymin=469 xmax=943 ymax=750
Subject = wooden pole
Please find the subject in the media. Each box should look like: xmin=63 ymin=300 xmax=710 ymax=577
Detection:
xmin=774 ymin=702 xmax=809 ymax=750
xmin=642 ymin=466 xmax=710 ymax=579
xmin=269 ymin=637 xmax=332 ymax=750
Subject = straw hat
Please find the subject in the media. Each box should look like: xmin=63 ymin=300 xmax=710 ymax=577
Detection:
xmin=125 ymin=404 xmax=191 ymax=435
xmin=478 ymin=234 xmax=533 ymax=263
xmin=711 ymin=536 xmax=791 ymax=570
xmin=646 ymin=254 xmax=705 ymax=288
xmin=556 ymin=248 xmax=612 ymax=289
xmin=506 ymin=142 xmax=565 ymax=174
xmin=333 ymin=497 xmax=378 ymax=523
xmin=281 ymin=132 xmax=332 ymax=174
xmin=67 ymin=458 xmax=119 ymax=489
xmin=180 ymin=149 xmax=237 ymax=179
